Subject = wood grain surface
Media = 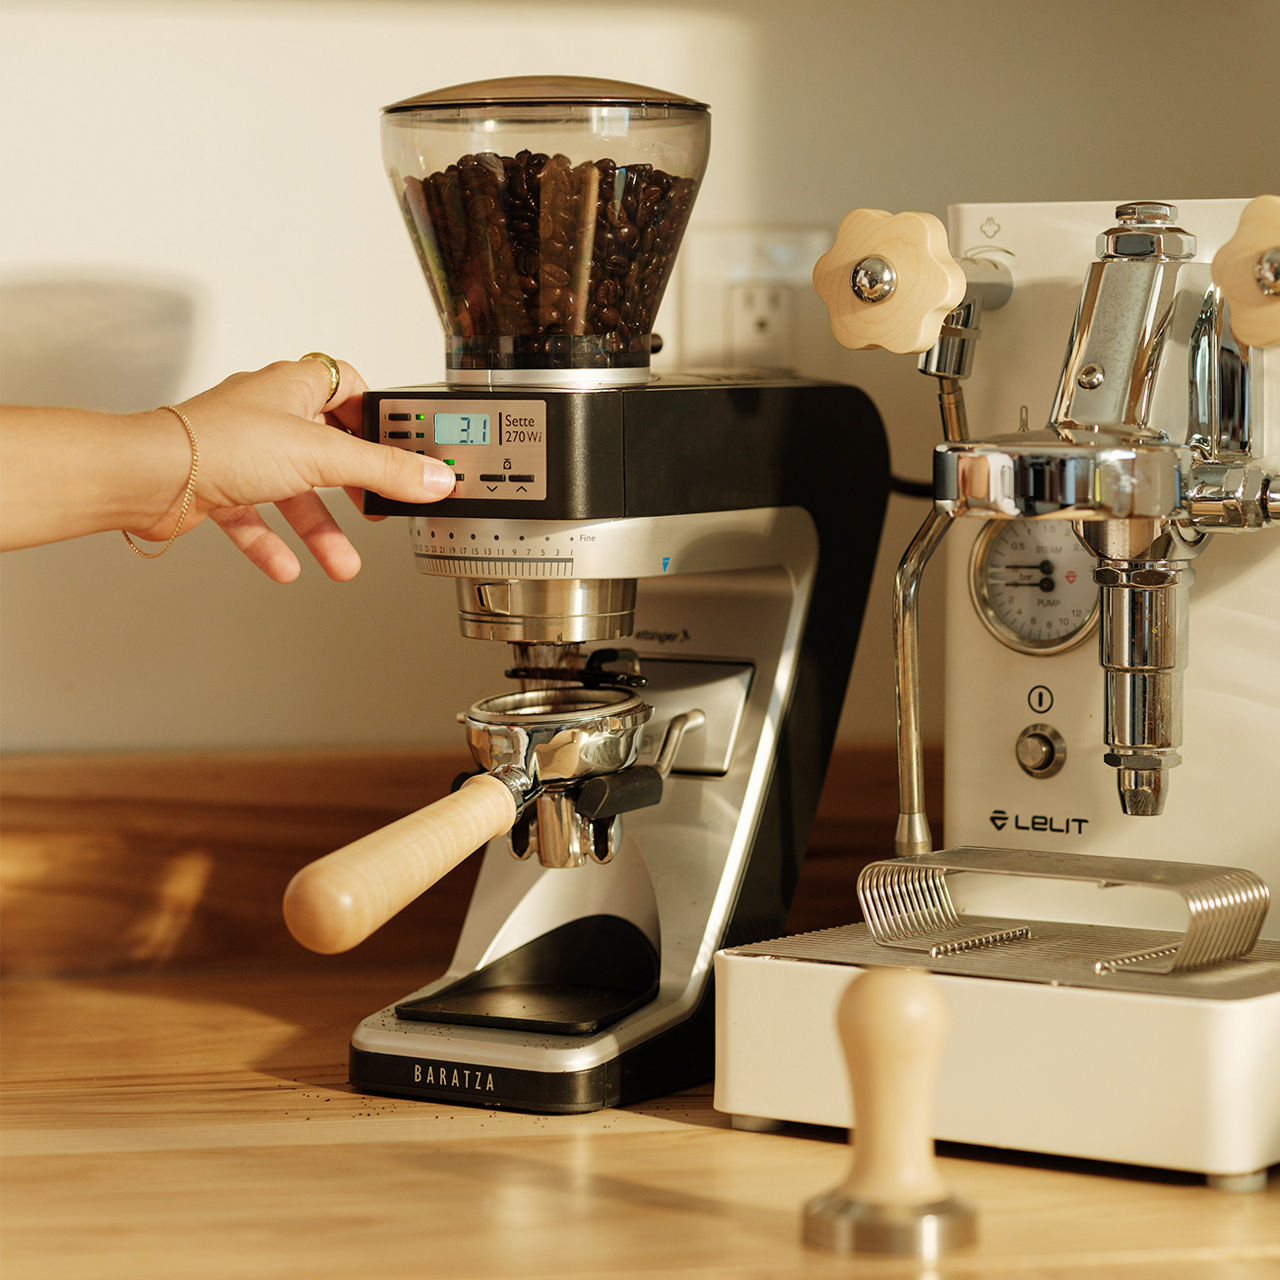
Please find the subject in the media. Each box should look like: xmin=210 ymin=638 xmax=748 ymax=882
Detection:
xmin=2 ymin=967 xmax=1276 ymax=1280
xmin=7 ymin=748 xmax=1275 ymax=1279
xmin=0 ymin=744 xmax=921 ymax=977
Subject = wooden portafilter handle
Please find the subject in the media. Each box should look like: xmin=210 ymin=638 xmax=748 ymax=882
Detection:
xmin=282 ymin=773 xmax=518 ymax=954
xmin=802 ymin=967 xmax=976 ymax=1259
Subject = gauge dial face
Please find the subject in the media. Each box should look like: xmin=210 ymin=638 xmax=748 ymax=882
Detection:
xmin=969 ymin=519 xmax=1099 ymax=654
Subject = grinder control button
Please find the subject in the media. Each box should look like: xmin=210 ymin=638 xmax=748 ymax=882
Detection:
xmin=379 ymin=398 xmax=547 ymax=501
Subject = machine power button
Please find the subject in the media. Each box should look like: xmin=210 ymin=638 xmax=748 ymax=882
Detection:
xmin=1015 ymin=723 xmax=1067 ymax=778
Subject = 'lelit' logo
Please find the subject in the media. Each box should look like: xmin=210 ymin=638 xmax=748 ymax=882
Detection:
xmin=989 ymin=808 xmax=1089 ymax=835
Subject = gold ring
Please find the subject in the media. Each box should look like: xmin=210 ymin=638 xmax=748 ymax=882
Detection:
xmin=300 ymin=351 xmax=341 ymax=407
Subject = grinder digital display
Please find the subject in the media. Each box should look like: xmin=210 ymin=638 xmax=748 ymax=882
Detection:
xmin=434 ymin=412 xmax=490 ymax=446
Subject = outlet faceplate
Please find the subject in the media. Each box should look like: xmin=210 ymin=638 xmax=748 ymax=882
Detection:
xmin=676 ymin=225 xmax=832 ymax=371
xmin=726 ymin=283 xmax=793 ymax=365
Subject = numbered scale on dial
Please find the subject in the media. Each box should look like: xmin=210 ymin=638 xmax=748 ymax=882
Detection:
xmin=969 ymin=519 xmax=1099 ymax=654
xmin=409 ymin=518 xmax=579 ymax=579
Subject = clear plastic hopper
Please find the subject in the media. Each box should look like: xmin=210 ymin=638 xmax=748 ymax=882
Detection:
xmin=381 ymin=76 xmax=710 ymax=384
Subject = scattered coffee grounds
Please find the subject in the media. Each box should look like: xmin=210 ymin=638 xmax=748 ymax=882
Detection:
xmin=399 ymin=150 xmax=698 ymax=370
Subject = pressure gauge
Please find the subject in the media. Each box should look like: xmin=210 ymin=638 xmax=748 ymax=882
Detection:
xmin=969 ymin=519 xmax=1099 ymax=654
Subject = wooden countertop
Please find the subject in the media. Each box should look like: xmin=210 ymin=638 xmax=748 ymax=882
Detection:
xmin=3 ymin=966 xmax=1278 ymax=1280
xmin=3 ymin=750 xmax=1278 ymax=1279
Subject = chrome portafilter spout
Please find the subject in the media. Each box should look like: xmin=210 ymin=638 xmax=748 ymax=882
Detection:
xmin=464 ymin=684 xmax=654 ymax=869
xmin=464 ymin=643 xmax=703 ymax=868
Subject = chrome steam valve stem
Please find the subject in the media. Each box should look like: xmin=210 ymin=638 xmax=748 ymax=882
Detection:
xmin=1074 ymin=515 xmax=1204 ymax=817
xmin=1092 ymin=559 xmax=1192 ymax=816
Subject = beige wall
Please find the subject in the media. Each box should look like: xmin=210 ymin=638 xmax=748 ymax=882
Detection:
xmin=1 ymin=0 xmax=1274 ymax=752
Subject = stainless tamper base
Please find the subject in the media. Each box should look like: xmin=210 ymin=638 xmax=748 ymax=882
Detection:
xmin=802 ymin=1190 xmax=977 ymax=1259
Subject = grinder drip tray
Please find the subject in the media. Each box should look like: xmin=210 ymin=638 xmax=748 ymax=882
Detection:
xmin=396 ymin=915 xmax=660 ymax=1036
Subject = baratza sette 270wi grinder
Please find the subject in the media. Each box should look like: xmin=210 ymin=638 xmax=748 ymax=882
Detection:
xmin=282 ymin=77 xmax=890 ymax=1112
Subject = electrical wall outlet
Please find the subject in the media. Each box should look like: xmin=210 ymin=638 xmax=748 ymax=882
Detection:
xmin=674 ymin=225 xmax=833 ymax=373
xmin=726 ymin=283 xmax=793 ymax=365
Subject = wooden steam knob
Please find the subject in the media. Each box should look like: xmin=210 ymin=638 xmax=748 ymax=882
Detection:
xmin=1212 ymin=195 xmax=1280 ymax=349
xmin=812 ymin=209 xmax=967 ymax=354
xmin=282 ymin=772 xmax=517 ymax=954
xmin=803 ymin=966 xmax=975 ymax=1259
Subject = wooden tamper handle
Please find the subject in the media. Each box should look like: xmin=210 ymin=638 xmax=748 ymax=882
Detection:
xmin=802 ymin=966 xmax=976 ymax=1258
xmin=282 ymin=773 xmax=518 ymax=954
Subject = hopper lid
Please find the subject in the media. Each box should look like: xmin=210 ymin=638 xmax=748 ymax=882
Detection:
xmin=384 ymin=75 xmax=708 ymax=114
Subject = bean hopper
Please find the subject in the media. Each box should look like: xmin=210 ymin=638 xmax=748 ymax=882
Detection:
xmin=282 ymin=77 xmax=890 ymax=1112
xmin=715 ymin=197 xmax=1280 ymax=1189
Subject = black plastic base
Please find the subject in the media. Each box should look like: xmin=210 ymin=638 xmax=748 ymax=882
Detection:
xmin=395 ymin=916 xmax=659 ymax=1036
xmin=349 ymin=1045 xmax=624 ymax=1114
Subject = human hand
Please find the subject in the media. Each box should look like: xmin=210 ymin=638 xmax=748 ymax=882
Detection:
xmin=130 ymin=357 xmax=455 ymax=582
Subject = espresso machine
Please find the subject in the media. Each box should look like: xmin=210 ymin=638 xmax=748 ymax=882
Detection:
xmin=282 ymin=77 xmax=889 ymax=1112
xmin=715 ymin=196 xmax=1280 ymax=1188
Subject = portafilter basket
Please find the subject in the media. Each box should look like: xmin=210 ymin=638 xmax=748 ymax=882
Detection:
xmin=465 ymin=686 xmax=651 ymax=783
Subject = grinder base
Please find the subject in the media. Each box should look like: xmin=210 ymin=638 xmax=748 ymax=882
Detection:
xmin=349 ymin=999 xmax=714 ymax=1115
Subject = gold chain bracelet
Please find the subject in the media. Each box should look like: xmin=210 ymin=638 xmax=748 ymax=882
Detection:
xmin=122 ymin=405 xmax=200 ymax=559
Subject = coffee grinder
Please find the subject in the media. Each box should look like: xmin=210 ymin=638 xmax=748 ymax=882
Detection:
xmin=282 ymin=77 xmax=890 ymax=1112
xmin=715 ymin=197 xmax=1280 ymax=1188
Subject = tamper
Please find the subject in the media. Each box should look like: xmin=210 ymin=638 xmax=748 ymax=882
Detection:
xmin=802 ymin=966 xmax=976 ymax=1260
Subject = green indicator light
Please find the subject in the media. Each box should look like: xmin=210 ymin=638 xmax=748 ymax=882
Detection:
xmin=415 ymin=432 xmax=425 ymax=439
xmin=444 ymin=459 xmax=456 ymax=467
xmin=415 ymin=413 xmax=427 ymax=420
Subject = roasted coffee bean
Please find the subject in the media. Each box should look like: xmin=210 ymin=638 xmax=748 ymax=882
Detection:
xmin=400 ymin=150 xmax=698 ymax=362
